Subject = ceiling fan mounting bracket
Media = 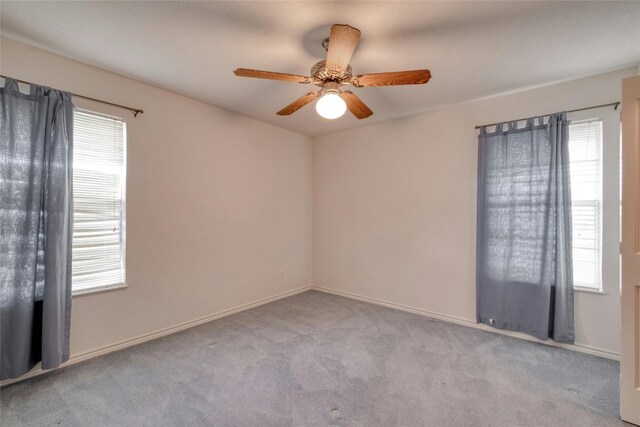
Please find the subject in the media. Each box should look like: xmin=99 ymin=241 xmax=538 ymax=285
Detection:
xmin=322 ymin=37 xmax=330 ymax=52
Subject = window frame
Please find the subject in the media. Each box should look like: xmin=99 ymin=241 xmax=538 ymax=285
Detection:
xmin=71 ymin=108 xmax=127 ymax=297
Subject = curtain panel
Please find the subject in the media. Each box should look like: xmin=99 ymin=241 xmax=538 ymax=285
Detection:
xmin=476 ymin=113 xmax=574 ymax=343
xmin=0 ymin=78 xmax=74 ymax=380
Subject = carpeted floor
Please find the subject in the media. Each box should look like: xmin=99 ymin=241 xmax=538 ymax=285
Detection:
xmin=0 ymin=290 xmax=627 ymax=426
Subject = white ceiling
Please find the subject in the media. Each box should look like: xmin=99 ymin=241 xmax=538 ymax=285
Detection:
xmin=1 ymin=1 xmax=639 ymax=137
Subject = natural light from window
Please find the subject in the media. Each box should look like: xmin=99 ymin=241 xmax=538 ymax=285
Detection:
xmin=568 ymin=119 xmax=602 ymax=291
xmin=72 ymin=110 xmax=126 ymax=293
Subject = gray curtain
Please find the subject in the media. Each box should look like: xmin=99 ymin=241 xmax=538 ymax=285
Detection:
xmin=476 ymin=113 xmax=574 ymax=343
xmin=0 ymin=78 xmax=74 ymax=380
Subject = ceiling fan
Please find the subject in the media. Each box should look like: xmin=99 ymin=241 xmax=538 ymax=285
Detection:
xmin=234 ymin=24 xmax=431 ymax=120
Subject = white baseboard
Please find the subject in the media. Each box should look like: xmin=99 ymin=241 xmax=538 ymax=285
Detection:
xmin=3 ymin=283 xmax=617 ymax=388
xmin=311 ymin=285 xmax=620 ymax=361
xmin=1 ymin=285 xmax=312 ymax=387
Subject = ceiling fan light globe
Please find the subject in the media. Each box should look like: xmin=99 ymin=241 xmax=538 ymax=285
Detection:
xmin=316 ymin=92 xmax=346 ymax=119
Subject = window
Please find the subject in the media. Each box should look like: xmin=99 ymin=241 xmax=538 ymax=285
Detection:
xmin=568 ymin=119 xmax=602 ymax=291
xmin=72 ymin=110 xmax=126 ymax=293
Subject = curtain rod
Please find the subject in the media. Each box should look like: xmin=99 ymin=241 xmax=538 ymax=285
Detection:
xmin=1 ymin=75 xmax=144 ymax=117
xmin=475 ymin=101 xmax=620 ymax=130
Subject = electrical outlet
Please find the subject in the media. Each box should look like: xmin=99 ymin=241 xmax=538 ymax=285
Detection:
xmin=279 ymin=270 xmax=285 ymax=280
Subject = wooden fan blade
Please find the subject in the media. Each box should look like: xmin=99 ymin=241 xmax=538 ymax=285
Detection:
xmin=277 ymin=91 xmax=321 ymax=116
xmin=234 ymin=68 xmax=312 ymax=84
xmin=325 ymin=24 xmax=361 ymax=72
xmin=352 ymin=69 xmax=431 ymax=87
xmin=341 ymin=91 xmax=373 ymax=119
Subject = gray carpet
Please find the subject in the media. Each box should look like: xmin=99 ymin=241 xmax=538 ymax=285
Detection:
xmin=0 ymin=290 xmax=626 ymax=426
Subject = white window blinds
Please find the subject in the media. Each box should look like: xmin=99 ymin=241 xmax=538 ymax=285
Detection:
xmin=72 ymin=110 xmax=126 ymax=292
xmin=568 ymin=120 xmax=602 ymax=290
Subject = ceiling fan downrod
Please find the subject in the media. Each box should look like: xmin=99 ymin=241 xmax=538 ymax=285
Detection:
xmin=322 ymin=37 xmax=330 ymax=52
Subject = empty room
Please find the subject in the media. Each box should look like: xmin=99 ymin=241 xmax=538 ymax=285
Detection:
xmin=1 ymin=1 xmax=640 ymax=426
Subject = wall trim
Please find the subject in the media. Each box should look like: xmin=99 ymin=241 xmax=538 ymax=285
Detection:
xmin=312 ymin=285 xmax=620 ymax=361
xmin=1 ymin=285 xmax=312 ymax=388
xmin=3 ymin=283 xmax=618 ymax=388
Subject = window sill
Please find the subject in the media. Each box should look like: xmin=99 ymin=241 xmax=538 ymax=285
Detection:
xmin=72 ymin=283 xmax=127 ymax=298
xmin=574 ymin=287 xmax=604 ymax=295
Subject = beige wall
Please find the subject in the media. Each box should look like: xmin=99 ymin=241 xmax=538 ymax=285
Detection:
xmin=1 ymin=38 xmax=313 ymax=358
xmin=314 ymin=67 xmax=637 ymax=357
xmin=1 ymin=36 xmax=633 ymax=365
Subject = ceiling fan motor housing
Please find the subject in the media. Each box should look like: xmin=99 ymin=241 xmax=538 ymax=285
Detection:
xmin=311 ymin=60 xmax=353 ymax=87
